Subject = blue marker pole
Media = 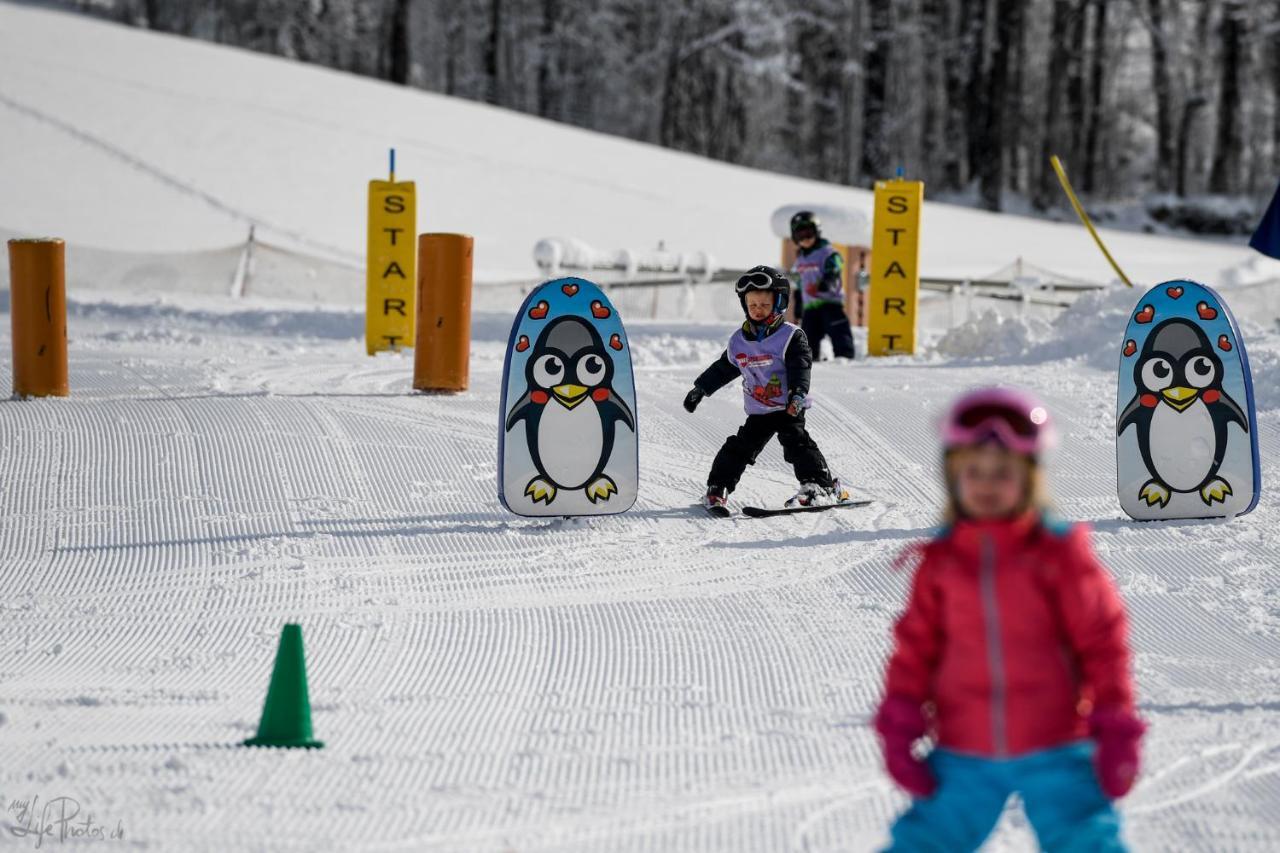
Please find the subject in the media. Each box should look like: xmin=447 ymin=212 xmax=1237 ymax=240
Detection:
xmin=896 ymin=166 xmax=904 ymax=179
xmin=389 ymin=148 xmax=396 ymax=182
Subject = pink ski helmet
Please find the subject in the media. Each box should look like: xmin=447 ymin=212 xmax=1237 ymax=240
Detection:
xmin=941 ymin=387 xmax=1056 ymax=456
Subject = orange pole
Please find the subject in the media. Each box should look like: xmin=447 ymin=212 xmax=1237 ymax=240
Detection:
xmin=780 ymin=238 xmax=799 ymax=322
xmin=8 ymin=238 xmax=68 ymax=397
xmin=414 ymin=233 xmax=474 ymax=392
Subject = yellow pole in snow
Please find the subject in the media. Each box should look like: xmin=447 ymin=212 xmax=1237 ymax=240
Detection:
xmin=1050 ymin=155 xmax=1133 ymax=288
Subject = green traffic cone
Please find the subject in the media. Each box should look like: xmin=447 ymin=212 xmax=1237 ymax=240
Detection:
xmin=242 ymin=623 xmax=324 ymax=748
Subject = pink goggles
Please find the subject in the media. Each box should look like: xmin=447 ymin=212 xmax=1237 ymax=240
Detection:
xmin=942 ymin=388 xmax=1055 ymax=455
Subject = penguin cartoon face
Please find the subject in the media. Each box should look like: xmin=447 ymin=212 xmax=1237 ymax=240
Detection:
xmin=525 ymin=316 xmax=615 ymax=410
xmin=1134 ymin=319 xmax=1224 ymax=412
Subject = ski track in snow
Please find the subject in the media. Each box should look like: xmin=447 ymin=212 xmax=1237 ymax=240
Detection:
xmin=0 ymin=299 xmax=1277 ymax=851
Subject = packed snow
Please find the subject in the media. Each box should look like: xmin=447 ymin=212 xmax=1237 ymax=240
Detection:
xmin=1 ymin=4 xmax=1279 ymax=852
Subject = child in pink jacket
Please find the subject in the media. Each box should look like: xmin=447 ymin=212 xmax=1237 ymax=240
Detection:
xmin=875 ymin=388 xmax=1146 ymax=852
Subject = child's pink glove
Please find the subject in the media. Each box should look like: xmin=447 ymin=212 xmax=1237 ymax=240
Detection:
xmin=874 ymin=694 xmax=936 ymax=798
xmin=1089 ymin=707 xmax=1146 ymax=798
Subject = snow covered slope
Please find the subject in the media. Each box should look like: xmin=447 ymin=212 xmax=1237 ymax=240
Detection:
xmin=2 ymin=3 xmax=1279 ymax=851
xmin=3 ymin=2 xmax=1279 ymax=286
xmin=1 ymin=292 xmax=1278 ymax=851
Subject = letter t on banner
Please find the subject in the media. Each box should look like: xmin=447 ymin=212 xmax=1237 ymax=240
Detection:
xmin=367 ymin=149 xmax=417 ymax=355
xmin=868 ymin=178 xmax=924 ymax=356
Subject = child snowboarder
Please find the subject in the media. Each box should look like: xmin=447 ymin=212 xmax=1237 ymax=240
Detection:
xmin=874 ymin=387 xmax=1145 ymax=852
xmin=682 ymin=265 xmax=851 ymax=513
xmin=790 ymin=210 xmax=855 ymax=360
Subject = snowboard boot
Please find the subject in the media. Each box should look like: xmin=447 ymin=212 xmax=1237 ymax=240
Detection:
xmin=704 ymin=486 xmax=730 ymax=516
xmin=785 ymin=480 xmax=850 ymax=508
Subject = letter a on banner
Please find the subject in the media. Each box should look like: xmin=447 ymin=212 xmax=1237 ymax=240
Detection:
xmin=868 ymin=179 xmax=923 ymax=356
xmin=367 ymin=149 xmax=417 ymax=355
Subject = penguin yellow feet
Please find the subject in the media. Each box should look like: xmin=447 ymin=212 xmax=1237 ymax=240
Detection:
xmin=584 ymin=475 xmax=618 ymax=503
xmin=1199 ymin=477 xmax=1233 ymax=505
xmin=524 ymin=477 xmax=558 ymax=505
xmin=1139 ymin=479 xmax=1172 ymax=508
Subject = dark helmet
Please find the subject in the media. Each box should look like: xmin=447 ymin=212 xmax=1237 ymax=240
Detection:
xmin=735 ymin=265 xmax=791 ymax=315
xmin=789 ymin=210 xmax=821 ymax=242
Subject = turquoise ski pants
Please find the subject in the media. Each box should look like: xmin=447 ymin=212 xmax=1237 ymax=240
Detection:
xmin=886 ymin=741 xmax=1127 ymax=852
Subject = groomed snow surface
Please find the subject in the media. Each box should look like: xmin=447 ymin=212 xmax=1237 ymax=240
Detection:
xmin=3 ymin=288 xmax=1279 ymax=852
xmin=1 ymin=4 xmax=1279 ymax=851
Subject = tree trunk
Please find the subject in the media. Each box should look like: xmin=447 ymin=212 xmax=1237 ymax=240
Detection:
xmin=537 ymin=0 xmax=559 ymax=119
xmin=1036 ymin=0 xmax=1075 ymax=209
xmin=940 ymin=0 xmax=971 ymax=190
xmin=978 ymin=0 xmax=1020 ymax=211
xmin=486 ymin=0 xmax=503 ymax=105
xmin=963 ymin=0 xmax=991 ymax=192
xmin=1209 ymin=0 xmax=1245 ymax=193
xmin=1083 ymin=0 xmax=1109 ymax=192
xmin=860 ymin=0 xmax=891 ymax=179
xmin=1147 ymin=0 xmax=1178 ymax=191
xmin=386 ymin=0 xmax=412 ymax=84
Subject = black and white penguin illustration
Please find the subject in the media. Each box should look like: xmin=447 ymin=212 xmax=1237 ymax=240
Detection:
xmin=505 ymin=316 xmax=635 ymax=505
xmin=1118 ymin=318 xmax=1248 ymax=507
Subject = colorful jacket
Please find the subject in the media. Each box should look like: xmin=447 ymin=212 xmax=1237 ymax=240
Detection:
xmin=883 ymin=512 xmax=1136 ymax=757
xmin=694 ymin=316 xmax=813 ymax=413
xmin=792 ymin=239 xmax=844 ymax=308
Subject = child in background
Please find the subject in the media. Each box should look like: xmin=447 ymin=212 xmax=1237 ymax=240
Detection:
xmin=874 ymin=387 xmax=1145 ymax=852
xmin=790 ymin=210 xmax=855 ymax=360
xmin=683 ymin=265 xmax=852 ymax=511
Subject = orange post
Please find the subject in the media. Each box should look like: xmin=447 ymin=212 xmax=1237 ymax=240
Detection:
xmin=414 ymin=233 xmax=474 ymax=392
xmin=8 ymin=238 xmax=69 ymax=397
xmin=780 ymin=238 xmax=800 ymax=322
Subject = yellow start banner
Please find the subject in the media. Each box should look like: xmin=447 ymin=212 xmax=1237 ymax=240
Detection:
xmin=367 ymin=180 xmax=417 ymax=354
xmin=867 ymin=179 xmax=923 ymax=356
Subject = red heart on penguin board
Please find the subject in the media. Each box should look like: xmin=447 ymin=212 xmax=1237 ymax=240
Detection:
xmin=591 ymin=300 xmax=611 ymax=319
xmin=1218 ymin=334 xmax=1232 ymax=352
xmin=562 ymin=283 xmax=579 ymax=296
xmin=529 ymin=300 xmax=550 ymax=320
xmin=609 ymin=334 xmax=623 ymax=351
xmin=1166 ymin=285 xmax=1184 ymax=299
xmin=1135 ymin=305 xmax=1154 ymax=324
xmin=515 ymin=335 xmax=530 ymax=352
xmin=1123 ymin=339 xmax=1136 ymax=357
xmin=1197 ymin=301 xmax=1218 ymax=320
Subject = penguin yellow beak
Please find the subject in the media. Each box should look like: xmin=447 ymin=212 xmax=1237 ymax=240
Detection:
xmin=1161 ymin=386 xmax=1199 ymax=411
xmin=553 ymin=383 xmax=588 ymax=408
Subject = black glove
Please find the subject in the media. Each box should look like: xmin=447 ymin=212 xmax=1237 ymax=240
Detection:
xmin=683 ymin=387 xmax=705 ymax=413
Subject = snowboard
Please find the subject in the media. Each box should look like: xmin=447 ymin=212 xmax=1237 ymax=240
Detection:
xmin=742 ymin=500 xmax=873 ymax=518
xmin=1115 ymin=279 xmax=1260 ymax=520
xmin=498 ymin=277 xmax=638 ymax=517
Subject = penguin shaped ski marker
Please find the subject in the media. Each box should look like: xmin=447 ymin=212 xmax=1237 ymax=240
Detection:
xmin=499 ymin=277 xmax=638 ymax=516
xmin=1116 ymin=279 xmax=1260 ymax=520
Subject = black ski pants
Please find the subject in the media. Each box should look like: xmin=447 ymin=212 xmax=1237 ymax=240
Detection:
xmin=707 ymin=411 xmax=832 ymax=492
xmin=802 ymin=301 xmax=855 ymax=359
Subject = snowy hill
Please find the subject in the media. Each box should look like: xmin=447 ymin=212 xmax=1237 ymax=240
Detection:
xmin=1 ymin=3 xmax=1279 ymax=852
xmin=3 ymin=2 xmax=1279 ymax=288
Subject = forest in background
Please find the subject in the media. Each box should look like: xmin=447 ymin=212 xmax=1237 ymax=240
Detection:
xmin=53 ymin=0 xmax=1280 ymax=232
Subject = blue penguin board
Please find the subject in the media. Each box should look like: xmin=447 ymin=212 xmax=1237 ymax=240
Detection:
xmin=1116 ymin=280 xmax=1260 ymax=520
xmin=499 ymin=277 xmax=638 ymax=517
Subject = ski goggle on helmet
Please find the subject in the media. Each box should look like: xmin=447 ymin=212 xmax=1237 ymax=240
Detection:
xmin=735 ymin=266 xmax=791 ymax=314
xmin=941 ymin=387 xmax=1057 ymax=456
